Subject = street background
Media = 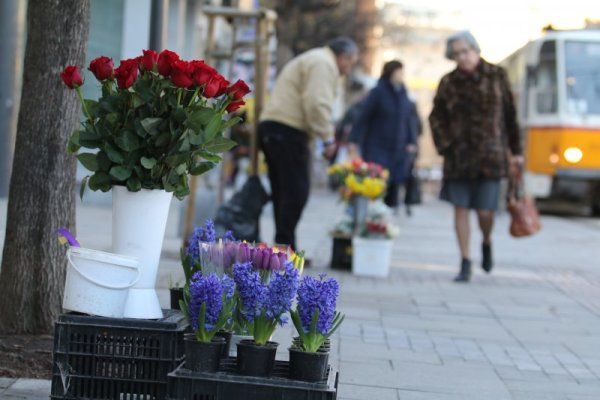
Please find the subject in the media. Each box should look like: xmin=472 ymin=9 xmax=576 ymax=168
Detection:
xmin=1 ymin=185 xmax=599 ymax=399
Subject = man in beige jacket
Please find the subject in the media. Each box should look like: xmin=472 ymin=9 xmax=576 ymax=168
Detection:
xmin=258 ymin=37 xmax=358 ymax=251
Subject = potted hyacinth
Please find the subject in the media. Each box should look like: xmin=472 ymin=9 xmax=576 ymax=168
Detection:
xmin=60 ymin=50 xmax=250 ymax=319
xmin=183 ymin=271 xmax=235 ymax=372
xmin=232 ymin=260 xmax=299 ymax=377
xmin=289 ymin=275 xmax=344 ymax=382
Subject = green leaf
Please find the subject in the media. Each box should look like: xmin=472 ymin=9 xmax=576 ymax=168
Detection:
xmin=165 ymin=154 xmax=186 ymax=168
xmin=77 ymin=153 xmax=99 ymax=171
xmin=190 ymin=161 xmax=216 ymax=176
xmin=198 ymin=150 xmax=222 ymax=162
xmin=186 ymin=107 xmax=215 ymax=131
xmin=141 ymin=117 xmax=162 ymax=135
xmin=109 ymin=166 xmax=132 ymax=181
xmin=96 ymin=150 xmax=112 ymax=171
xmin=68 ymin=130 xmax=81 ymax=153
xmin=188 ymin=130 xmax=204 ymax=146
xmin=179 ymin=136 xmax=191 ymax=152
xmin=99 ymin=95 xmax=120 ymax=113
xmin=140 ymin=157 xmax=157 ymax=169
xmin=155 ymin=131 xmax=171 ymax=147
xmin=88 ymin=172 xmax=111 ymax=192
xmin=104 ymin=143 xmax=124 ymax=164
xmin=79 ymin=175 xmax=89 ymax=200
xmin=172 ymin=108 xmax=187 ymax=124
xmin=204 ymin=137 xmax=237 ymax=153
xmin=221 ymin=116 xmax=241 ymax=131
xmin=84 ymin=99 xmax=99 ymax=117
xmin=175 ymin=163 xmax=187 ymax=175
xmin=79 ymin=128 xmax=100 ymax=142
xmin=114 ymin=130 xmax=140 ymax=151
xmin=126 ymin=176 xmax=142 ymax=191
xmin=204 ymin=114 xmax=223 ymax=141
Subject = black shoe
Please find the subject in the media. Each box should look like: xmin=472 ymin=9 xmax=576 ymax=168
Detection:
xmin=482 ymin=243 xmax=493 ymax=273
xmin=454 ymin=258 xmax=471 ymax=282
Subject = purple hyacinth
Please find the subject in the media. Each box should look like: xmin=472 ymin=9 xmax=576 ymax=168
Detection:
xmin=222 ymin=273 xmax=235 ymax=302
xmin=189 ymin=272 xmax=223 ymax=332
xmin=233 ymin=261 xmax=266 ymax=322
xmin=297 ymin=274 xmax=340 ymax=335
xmin=264 ymin=261 xmax=299 ymax=324
xmin=185 ymin=219 xmax=217 ymax=261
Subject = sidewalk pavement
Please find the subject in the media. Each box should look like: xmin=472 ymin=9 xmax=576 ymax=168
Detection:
xmin=1 ymin=187 xmax=600 ymax=399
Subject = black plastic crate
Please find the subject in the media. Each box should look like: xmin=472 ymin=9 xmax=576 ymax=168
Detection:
xmin=51 ymin=310 xmax=188 ymax=400
xmin=331 ymin=236 xmax=352 ymax=271
xmin=167 ymin=358 xmax=338 ymax=400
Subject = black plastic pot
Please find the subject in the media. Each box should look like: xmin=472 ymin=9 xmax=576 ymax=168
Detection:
xmin=236 ymin=340 xmax=278 ymax=377
xmin=288 ymin=347 xmax=329 ymax=382
xmin=184 ymin=333 xmax=225 ymax=372
xmin=292 ymin=336 xmax=331 ymax=353
xmin=169 ymin=288 xmax=184 ymax=310
xmin=214 ymin=330 xmax=232 ymax=359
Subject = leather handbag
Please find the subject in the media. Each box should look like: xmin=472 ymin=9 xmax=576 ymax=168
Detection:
xmin=507 ymin=165 xmax=541 ymax=237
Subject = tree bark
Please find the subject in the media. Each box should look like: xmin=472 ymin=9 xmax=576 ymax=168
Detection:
xmin=0 ymin=0 xmax=90 ymax=333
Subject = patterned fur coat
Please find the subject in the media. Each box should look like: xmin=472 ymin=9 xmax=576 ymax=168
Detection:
xmin=429 ymin=59 xmax=522 ymax=179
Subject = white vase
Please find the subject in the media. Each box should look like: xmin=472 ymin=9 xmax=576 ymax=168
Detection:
xmin=112 ymin=185 xmax=173 ymax=319
xmin=351 ymin=236 xmax=393 ymax=278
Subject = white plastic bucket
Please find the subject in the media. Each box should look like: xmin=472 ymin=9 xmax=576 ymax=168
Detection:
xmin=351 ymin=237 xmax=393 ymax=278
xmin=64 ymin=247 xmax=140 ymax=318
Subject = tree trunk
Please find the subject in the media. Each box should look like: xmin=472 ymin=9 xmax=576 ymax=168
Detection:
xmin=0 ymin=0 xmax=90 ymax=333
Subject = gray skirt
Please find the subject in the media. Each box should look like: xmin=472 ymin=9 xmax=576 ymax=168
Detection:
xmin=440 ymin=178 xmax=501 ymax=211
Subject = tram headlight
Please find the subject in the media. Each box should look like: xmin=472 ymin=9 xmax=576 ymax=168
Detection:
xmin=564 ymin=147 xmax=583 ymax=164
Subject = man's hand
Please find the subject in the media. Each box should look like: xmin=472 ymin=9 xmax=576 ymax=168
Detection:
xmin=322 ymin=142 xmax=337 ymax=160
xmin=406 ymin=144 xmax=418 ymax=154
xmin=347 ymin=143 xmax=360 ymax=159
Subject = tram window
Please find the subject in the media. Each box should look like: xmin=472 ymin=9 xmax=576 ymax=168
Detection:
xmin=565 ymin=41 xmax=600 ymax=115
xmin=536 ymin=41 xmax=557 ymax=114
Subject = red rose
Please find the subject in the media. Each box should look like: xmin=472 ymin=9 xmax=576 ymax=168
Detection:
xmin=140 ymin=49 xmax=158 ymax=72
xmin=157 ymin=49 xmax=180 ymax=76
xmin=88 ymin=56 xmax=114 ymax=81
xmin=226 ymin=99 xmax=245 ymax=113
xmin=170 ymin=60 xmax=194 ymax=88
xmin=191 ymin=60 xmax=217 ymax=86
xmin=226 ymin=79 xmax=251 ymax=101
xmin=203 ymin=74 xmax=229 ymax=98
xmin=114 ymin=58 xmax=139 ymax=89
xmin=60 ymin=65 xmax=84 ymax=89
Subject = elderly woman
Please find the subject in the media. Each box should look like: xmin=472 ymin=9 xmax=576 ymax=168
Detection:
xmin=429 ymin=31 xmax=523 ymax=282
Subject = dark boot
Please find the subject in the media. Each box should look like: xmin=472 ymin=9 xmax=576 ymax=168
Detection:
xmin=482 ymin=243 xmax=493 ymax=273
xmin=454 ymin=258 xmax=471 ymax=282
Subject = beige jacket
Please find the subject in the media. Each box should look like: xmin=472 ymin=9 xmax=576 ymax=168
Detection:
xmin=260 ymin=47 xmax=339 ymax=141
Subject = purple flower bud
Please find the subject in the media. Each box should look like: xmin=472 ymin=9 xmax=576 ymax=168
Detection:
xmin=269 ymin=253 xmax=280 ymax=272
xmin=263 ymin=248 xmax=274 ymax=269
xmin=252 ymin=248 xmax=264 ymax=269
xmin=237 ymin=243 xmax=252 ymax=263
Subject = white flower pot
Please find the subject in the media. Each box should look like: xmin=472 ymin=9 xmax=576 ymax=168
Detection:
xmin=351 ymin=236 xmax=393 ymax=278
xmin=112 ymin=185 xmax=173 ymax=319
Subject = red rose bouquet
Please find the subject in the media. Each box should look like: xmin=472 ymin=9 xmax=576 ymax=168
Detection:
xmin=61 ymin=49 xmax=251 ymax=199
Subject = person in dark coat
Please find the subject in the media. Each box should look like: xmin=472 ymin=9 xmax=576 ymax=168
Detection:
xmin=348 ymin=60 xmax=418 ymax=209
xmin=429 ymin=31 xmax=523 ymax=282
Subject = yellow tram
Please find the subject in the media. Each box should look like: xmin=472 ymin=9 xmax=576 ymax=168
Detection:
xmin=501 ymin=28 xmax=600 ymax=214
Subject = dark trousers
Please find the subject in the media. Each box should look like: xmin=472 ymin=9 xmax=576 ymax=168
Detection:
xmin=258 ymin=121 xmax=310 ymax=251
xmin=384 ymin=181 xmax=401 ymax=208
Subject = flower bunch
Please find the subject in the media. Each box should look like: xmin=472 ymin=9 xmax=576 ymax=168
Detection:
xmin=61 ymin=49 xmax=251 ymax=199
xmin=236 ymin=242 xmax=305 ymax=275
xmin=187 ymin=271 xmax=234 ymax=342
xmin=360 ymin=203 xmax=399 ymax=239
xmin=327 ymin=158 xmax=388 ymax=201
xmin=290 ymin=274 xmax=344 ymax=352
xmin=233 ymin=261 xmax=299 ymax=345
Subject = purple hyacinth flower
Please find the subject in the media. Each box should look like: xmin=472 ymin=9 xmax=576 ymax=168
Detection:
xmin=296 ymin=274 xmax=340 ymax=335
xmin=189 ymin=272 xmax=223 ymax=332
xmin=264 ymin=261 xmax=299 ymax=324
xmin=233 ymin=261 xmax=266 ymax=322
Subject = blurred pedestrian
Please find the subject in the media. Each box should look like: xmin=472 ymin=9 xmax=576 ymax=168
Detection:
xmin=258 ymin=37 xmax=359 ymax=251
xmin=404 ymin=98 xmax=423 ymax=216
xmin=428 ymin=31 xmax=523 ymax=282
xmin=348 ymin=60 xmax=418 ymax=212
